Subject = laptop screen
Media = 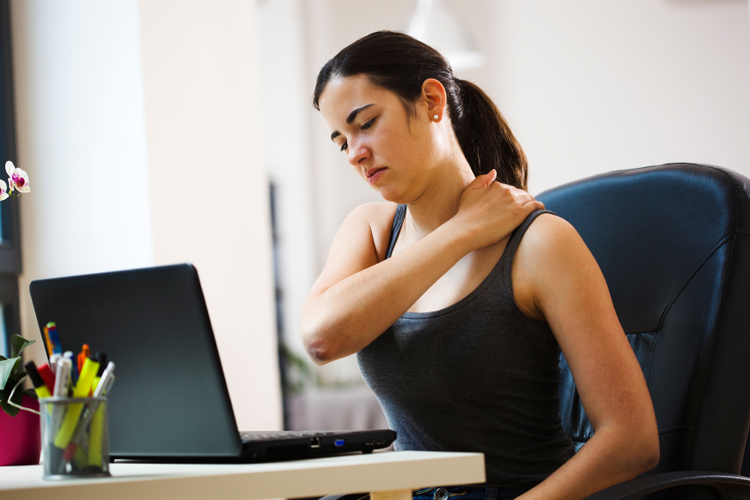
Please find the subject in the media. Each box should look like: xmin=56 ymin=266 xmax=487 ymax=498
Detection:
xmin=30 ymin=264 xmax=243 ymax=458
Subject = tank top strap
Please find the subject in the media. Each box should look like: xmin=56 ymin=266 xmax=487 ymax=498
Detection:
xmin=386 ymin=206 xmax=555 ymax=271
xmin=500 ymin=209 xmax=557 ymax=287
xmin=386 ymin=204 xmax=407 ymax=259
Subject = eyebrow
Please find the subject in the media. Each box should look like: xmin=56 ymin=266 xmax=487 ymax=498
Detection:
xmin=330 ymin=104 xmax=374 ymax=141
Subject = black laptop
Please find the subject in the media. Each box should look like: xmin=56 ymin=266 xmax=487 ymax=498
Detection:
xmin=29 ymin=263 xmax=395 ymax=462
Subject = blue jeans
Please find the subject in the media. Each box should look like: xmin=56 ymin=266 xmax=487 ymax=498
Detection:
xmin=413 ymin=484 xmax=529 ymax=500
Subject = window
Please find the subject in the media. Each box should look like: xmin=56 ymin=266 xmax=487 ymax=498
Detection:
xmin=0 ymin=0 xmax=22 ymax=355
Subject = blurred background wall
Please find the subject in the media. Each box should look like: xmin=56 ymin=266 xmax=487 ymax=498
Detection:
xmin=6 ymin=0 xmax=749 ymax=431
xmin=11 ymin=0 xmax=281 ymax=432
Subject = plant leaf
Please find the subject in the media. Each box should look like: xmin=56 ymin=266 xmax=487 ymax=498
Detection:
xmin=10 ymin=334 xmax=35 ymax=359
xmin=23 ymin=387 xmax=37 ymax=399
xmin=0 ymin=357 xmax=20 ymax=390
xmin=0 ymin=395 xmax=21 ymax=417
xmin=0 ymin=376 xmax=23 ymax=417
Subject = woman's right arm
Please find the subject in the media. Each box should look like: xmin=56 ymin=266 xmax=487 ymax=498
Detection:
xmin=300 ymin=171 xmax=543 ymax=365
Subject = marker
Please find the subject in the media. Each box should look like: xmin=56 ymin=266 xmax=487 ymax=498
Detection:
xmin=91 ymin=353 xmax=107 ymax=396
xmin=53 ymin=358 xmax=71 ymax=397
xmin=24 ymin=362 xmax=52 ymax=399
xmin=88 ymin=364 xmax=114 ymax=465
xmin=88 ymin=404 xmax=106 ymax=466
xmin=95 ymin=353 xmax=107 ymax=377
xmin=77 ymin=344 xmax=90 ymax=373
xmin=49 ymin=353 xmax=61 ymax=374
xmin=94 ymin=362 xmax=115 ymax=396
xmin=63 ymin=351 xmax=78 ymax=385
xmin=74 ymin=357 xmax=100 ymax=398
xmin=92 ymin=352 xmax=107 ymax=391
xmin=49 ymin=358 xmax=71 ymax=456
xmin=37 ymin=364 xmax=56 ymax=394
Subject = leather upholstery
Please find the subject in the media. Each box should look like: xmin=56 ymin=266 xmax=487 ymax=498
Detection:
xmin=537 ymin=163 xmax=750 ymax=477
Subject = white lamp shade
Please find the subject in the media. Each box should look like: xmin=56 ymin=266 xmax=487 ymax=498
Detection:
xmin=407 ymin=0 xmax=486 ymax=72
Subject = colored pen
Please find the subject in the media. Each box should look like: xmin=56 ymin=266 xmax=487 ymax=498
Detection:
xmin=90 ymin=370 xmax=115 ymax=466
xmin=49 ymin=353 xmax=61 ymax=374
xmin=77 ymin=344 xmax=90 ymax=373
xmin=91 ymin=353 xmax=106 ymax=395
xmin=42 ymin=325 xmax=54 ymax=357
xmin=37 ymin=364 xmax=56 ymax=394
xmin=24 ymin=362 xmax=52 ymax=399
xmin=64 ymin=351 xmax=78 ymax=385
xmin=74 ymin=357 xmax=100 ymax=398
xmin=94 ymin=362 xmax=115 ymax=396
xmin=49 ymin=357 xmax=71 ymax=458
xmin=46 ymin=322 xmax=62 ymax=355
xmin=53 ymin=357 xmax=71 ymax=397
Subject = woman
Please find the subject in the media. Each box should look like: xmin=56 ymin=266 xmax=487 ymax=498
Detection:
xmin=301 ymin=31 xmax=658 ymax=500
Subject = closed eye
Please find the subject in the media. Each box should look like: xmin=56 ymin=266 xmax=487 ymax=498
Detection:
xmin=337 ymin=117 xmax=374 ymax=152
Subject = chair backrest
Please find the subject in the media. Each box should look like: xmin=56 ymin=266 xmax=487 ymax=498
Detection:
xmin=537 ymin=163 xmax=750 ymax=475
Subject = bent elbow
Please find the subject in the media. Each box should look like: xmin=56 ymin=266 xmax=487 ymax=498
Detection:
xmin=300 ymin=323 xmax=338 ymax=366
xmin=305 ymin=338 xmax=337 ymax=365
xmin=599 ymin=421 xmax=660 ymax=480
xmin=626 ymin=427 xmax=660 ymax=477
xmin=639 ymin=434 xmax=661 ymax=474
xmin=636 ymin=418 xmax=661 ymax=474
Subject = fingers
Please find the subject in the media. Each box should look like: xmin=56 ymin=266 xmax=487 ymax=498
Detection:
xmin=517 ymin=195 xmax=545 ymax=213
xmin=484 ymin=169 xmax=498 ymax=186
xmin=468 ymin=169 xmax=498 ymax=190
xmin=463 ymin=174 xmax=544 ymax=214
xmin=509 ymin=186 xmax=543 ymax=209
xmin=530 ymin=200 xmax=545 ymax=211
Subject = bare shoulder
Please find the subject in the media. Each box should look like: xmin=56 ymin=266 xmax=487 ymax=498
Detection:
xmin=512 ymin=213 xmax=597 ymax=320
xmin=517 ymin=213 xmax=584 ymax=257
xmin=312 ymin=202 xmax=399 ymax=296
xmin=348 ymin=202 xmax=400 ymax=262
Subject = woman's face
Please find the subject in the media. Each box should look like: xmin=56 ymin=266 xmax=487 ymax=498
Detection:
xmin=318 ymin=74 xmax=438 ymax=203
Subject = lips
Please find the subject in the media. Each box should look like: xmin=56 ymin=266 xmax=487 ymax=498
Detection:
xmin=366 ymin=167 xmax=386 ymax=185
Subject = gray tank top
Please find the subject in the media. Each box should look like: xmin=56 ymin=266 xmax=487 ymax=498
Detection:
xmin=357 ymin=206 xmax=575 ymax=488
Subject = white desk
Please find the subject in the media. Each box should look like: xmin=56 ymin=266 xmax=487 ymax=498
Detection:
xmin=0 ymin=450 xmax=485 ymax=500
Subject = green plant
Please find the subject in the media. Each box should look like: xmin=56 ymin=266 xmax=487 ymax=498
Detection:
xmin=0 ymin=334 xmax=37 ymax=416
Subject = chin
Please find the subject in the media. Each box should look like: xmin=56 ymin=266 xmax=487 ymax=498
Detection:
xmin=378 ymin=190 xmax=408 ymax=205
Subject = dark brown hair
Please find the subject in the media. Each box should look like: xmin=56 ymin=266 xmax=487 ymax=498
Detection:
xmin=313 ymin=31 xmax=528 ymax=189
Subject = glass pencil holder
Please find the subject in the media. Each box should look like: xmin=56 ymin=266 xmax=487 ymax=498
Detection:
xmin=40 ymin=396 xmax=111 ymax=480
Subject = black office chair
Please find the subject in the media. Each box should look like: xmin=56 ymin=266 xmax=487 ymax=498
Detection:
xmin=537 ymin=163 xmax=750 ymax=499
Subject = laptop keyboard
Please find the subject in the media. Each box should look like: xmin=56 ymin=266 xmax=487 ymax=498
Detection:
xmin=240 ymin=431 xmax=338 ymax=441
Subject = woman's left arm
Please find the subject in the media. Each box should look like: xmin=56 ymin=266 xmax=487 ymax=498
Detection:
xmin=512 ymin=214 xmax=660 ymax=500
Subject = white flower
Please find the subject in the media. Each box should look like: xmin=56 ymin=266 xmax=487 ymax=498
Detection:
xmin=5 ymin=161 xmax=30 ymax=194
xmin=0 ymin=179 xmax=7 ymax=201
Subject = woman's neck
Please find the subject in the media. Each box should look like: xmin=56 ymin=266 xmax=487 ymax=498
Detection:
xmin=405 ymin=152 xmax=475 ymax=237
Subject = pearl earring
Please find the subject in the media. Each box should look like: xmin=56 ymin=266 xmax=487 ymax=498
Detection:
xmin=433 ymin=114 xmax=439 ymax=121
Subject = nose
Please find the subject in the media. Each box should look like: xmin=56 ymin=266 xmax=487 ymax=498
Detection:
xmin=347 ymin=142 xmax=370 ymax=166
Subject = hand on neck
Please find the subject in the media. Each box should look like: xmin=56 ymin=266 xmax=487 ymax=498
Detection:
xmin=405 ymin=153 xmax=476 ymax=237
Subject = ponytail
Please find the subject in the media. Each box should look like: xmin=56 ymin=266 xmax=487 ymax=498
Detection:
xmin=313 ymin=31 xmax=528 ymax=190
xmin=451 ymin=79 xmax=528 ymax=190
